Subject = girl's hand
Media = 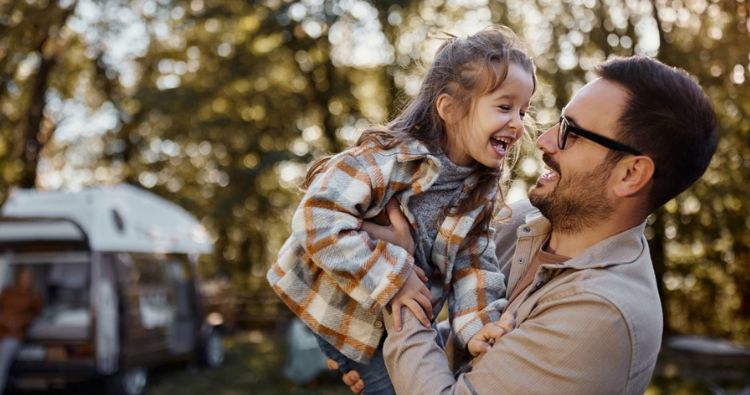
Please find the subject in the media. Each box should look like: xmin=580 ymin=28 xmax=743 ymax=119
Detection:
xmin=467 ymin=312 xmax=516 ymax=356
xmin=390 ymin=266 xmax=432 ymax=331
xmin=362 ymin=198 xmax=415 ymax=255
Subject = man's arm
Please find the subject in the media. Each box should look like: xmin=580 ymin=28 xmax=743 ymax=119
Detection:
xmin=383 ymin=291 xmax=632 ymax=395
xmin=382 ymin=309 xmax=467 ymax=394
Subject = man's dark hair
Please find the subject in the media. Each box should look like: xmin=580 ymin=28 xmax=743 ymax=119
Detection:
xmin=595 ymin=56 xmax=718 ymax=211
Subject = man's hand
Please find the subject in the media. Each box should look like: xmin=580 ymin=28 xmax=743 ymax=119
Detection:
xmin=361 ymin=197 xmax=430 ymax=330
xmin=326 ymin=359 xmax=365 ymax=394
xmin=362 ymin=198 xmax=415 ymax=255
xmin=467 ymin=312 xmax=516 ymax=356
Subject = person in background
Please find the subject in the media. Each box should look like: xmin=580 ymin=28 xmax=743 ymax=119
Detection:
xmin=0 ymin=266 xmax=43 ymax=394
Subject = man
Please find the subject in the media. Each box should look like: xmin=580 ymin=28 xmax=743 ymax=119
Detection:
xmin=335 ymin=56 xmax=718 ymax=394
xmin=0 ymin=266 xmax=43 ymax=394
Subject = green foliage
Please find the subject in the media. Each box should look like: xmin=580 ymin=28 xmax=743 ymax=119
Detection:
xmin=0 ymin=0 xmax=81 ymax=193
xmin=1 ymin=0 xmax=748 ymax=345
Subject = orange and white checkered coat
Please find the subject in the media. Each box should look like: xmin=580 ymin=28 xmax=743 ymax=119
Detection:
xmin=267 ymin=137 xmax=507 ymax=363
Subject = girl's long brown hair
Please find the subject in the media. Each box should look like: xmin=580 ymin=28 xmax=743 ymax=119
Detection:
xmin=305 ymin=26 xmax=536 ymax=246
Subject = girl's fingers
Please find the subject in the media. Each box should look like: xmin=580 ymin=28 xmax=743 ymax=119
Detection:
xmin=468 ymin=339 xmax=491 ymax=356
xmin=361 ymin=221 xmax=387 ymax=241
xmin=405 ymin=299 xmax=431 ymax=327
xmin=385 ymin=198 xmax=415 ymax=254
xmin=499 ymin=312 xmax=516 ymax=333
xmin=414 ymin=293 xmax=433 ymax=320
xmin=484 ymin=323 xmax=507 ymax=341
xmin=392 ymin=302 xmax=403 ymax=331
xmin=414 ymin=265 xmax=428 ymax=282
xmin=419 ymin=283 xmax=432 ymax=301
xmin=385 ymin=198 xmax=407 ymax=229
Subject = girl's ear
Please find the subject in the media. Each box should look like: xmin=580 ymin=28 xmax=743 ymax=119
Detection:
xmin=436 ymin=93 xmax=458 ymax=123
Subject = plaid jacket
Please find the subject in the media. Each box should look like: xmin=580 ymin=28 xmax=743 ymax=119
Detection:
xmin=267 ymin=137 xmax=507 ymax=363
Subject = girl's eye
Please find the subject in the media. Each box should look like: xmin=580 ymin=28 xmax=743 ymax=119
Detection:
xmin=519 ymin=111 xmax=526 ymax=118
xmin=498 ymin=105 xmax=511 ymax=111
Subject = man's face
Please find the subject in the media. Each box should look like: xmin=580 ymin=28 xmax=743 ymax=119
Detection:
xmin=528 ymin=78 xmax=630 ymax=233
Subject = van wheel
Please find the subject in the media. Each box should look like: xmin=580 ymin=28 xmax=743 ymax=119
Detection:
xmin=199 ymin=330 xmax=224 ymax=368
xmin=108 ymin=367 xmax=147 ymax=395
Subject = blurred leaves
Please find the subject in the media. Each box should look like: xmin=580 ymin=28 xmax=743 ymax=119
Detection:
xmin=0 ymin=0 xmax=748 ymax=343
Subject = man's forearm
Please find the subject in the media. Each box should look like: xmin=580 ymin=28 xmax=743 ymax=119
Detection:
xmin=383 ymin=309 xmax=476 ymax=395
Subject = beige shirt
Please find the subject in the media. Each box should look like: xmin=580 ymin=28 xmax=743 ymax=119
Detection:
xmin=506 ymin=236 xmax=568 ymax=304
xmin=383 ymin=199 xmax=663 ymax=395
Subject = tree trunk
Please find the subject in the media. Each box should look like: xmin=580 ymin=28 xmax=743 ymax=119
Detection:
xmin=19 ymin=1 xmax=76 ymax=189
xmin=20 ymin=35 xmax=56 ymax=189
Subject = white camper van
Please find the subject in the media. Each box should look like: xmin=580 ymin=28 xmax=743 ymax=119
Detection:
xmin=0 ymin=184 xmax=224 ymax=395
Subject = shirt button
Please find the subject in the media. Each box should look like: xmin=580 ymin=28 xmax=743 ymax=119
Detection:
xmin=374 ymin=320 xmax=383 ymax=329
xmin=523 ymin=226 xmax=531 ymax=233
xmin=517 ymin=257 xmax=525 ymax=264
xmin=535 ymin=281 xmax=544 ymax=289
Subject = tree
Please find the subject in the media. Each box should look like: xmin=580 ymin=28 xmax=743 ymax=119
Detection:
xmin=488 ymin=0 xmax=750 ymax=343
xmin=8 ymin=0 xmax=748 ymax=343
xmin=0 ymin=0 xmax=79 ymax=194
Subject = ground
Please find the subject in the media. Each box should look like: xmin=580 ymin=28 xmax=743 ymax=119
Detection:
xmin=12 ymin=329 xmax=749 ymax=395
xmin=147 ymin=330 xmax=350 ymax=395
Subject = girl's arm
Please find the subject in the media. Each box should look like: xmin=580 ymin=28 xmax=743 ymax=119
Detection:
xmin=291 ymin=150 xmax=415 ymax=313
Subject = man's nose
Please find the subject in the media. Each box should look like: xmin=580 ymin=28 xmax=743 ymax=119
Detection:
xmin=536 ymin=125 xmax=559 ymax=154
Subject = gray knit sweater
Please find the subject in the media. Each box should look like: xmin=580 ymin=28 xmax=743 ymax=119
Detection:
xmin=407 ymin=152 xmax=475 ymax=304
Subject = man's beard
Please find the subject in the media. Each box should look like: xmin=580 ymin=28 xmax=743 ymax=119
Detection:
xmin=529 ymin=154 xmax=616 ymax=234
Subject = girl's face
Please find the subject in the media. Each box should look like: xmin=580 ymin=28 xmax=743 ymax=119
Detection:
xmin=445 ymin=62 xmax=534 ymax=168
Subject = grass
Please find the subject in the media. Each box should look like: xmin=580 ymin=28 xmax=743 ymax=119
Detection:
xmin=146 ymin=330 xmax=350 ymax=395
xmin=147 ymin=330 xmax=736 ymax=395
xmin=13 ymin=329 xmax=749 ymax=395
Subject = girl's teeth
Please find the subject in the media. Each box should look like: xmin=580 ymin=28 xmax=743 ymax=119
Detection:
xmin=491 ymin=139 xmax=507 ymax=156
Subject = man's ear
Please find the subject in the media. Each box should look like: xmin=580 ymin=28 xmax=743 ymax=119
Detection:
xmin=613 ymin=156 xmax=656 ymax=198
xmin=436 ymin=93 xmax=458 ymax=123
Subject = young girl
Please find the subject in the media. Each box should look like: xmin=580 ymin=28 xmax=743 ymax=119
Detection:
xmin=268 ymin=26 xmax=536 ymax=394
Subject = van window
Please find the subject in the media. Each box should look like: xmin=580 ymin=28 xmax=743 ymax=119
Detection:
xmin=0 ymin=260 xmax=91 ymax=341
xmin=127 ymin=254 xmax=176 ymax=330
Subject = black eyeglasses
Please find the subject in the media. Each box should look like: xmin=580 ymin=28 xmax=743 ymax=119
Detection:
xmin=558 ymin=116 xmax=643 ymax=156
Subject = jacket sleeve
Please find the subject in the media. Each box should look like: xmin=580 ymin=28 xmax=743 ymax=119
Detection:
xmin=448 ymin=226 xmax=507 ymax=349
xmin=291 ymin=150 xmax=414 ymax=313
xmin=383 ymin=292 xmax=632 ymax=395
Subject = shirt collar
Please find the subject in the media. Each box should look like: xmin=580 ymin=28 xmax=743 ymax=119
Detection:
xmin=521 ymin=210 xmax=648 ymax=271
xmin=393 ymin=137 xmax=435 ymax=162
